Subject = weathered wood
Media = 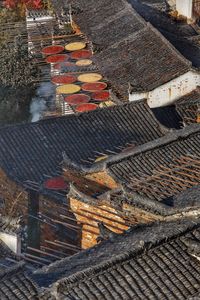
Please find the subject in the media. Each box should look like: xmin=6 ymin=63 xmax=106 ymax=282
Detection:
xmin=27 ymin=191 xmax=40 ymax=250
xmin=45 ymin=240 xmax=78 ymax=252
xmin=27 ymin=246 xmax=61 ymax=259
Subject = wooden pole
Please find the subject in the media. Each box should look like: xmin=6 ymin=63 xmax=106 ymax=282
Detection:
xmin=27 ymin=246 xmax=61 ymax=260
xmin=27 ymin=191 xmax=40 ymax=250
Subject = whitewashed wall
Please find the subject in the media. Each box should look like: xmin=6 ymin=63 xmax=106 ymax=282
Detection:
xmin=176 ymin=0 xmax=193 ymax=19
xmin=129 ymin=70 xmax=200 ymax=108
xmin=0 ymin=232 xmax=21 ymax=254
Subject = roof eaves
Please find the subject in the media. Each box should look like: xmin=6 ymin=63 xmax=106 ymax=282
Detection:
xmin=121 ymin=189 xmax=200 ymax=216
xmin=49 ymin=218 xmax=200 ymax=294
xmin=105 ymin=123 xmax=200 ymax=168
xmin=148 ymin=22 xmax=192 ymax=69
xmin=79 ymin=124 xmax=200 ymax=175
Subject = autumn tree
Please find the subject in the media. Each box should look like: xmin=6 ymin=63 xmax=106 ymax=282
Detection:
xmin=0 ymin=34 xmax=38 ymax=125
xmin=3 ymin=0 xmax=43 ymax=16
xmin=0 ymin=35 xmax=38 ymax=87
xmin=4 ymin=0 xmax=43 ymax=8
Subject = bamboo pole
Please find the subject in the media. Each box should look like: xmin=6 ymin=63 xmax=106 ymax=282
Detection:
xmin=27 ymin=247 xmax=61 ymax=260
xmin=53 ymin=219 xmax=80 ymax=230
xmin=25 ymin=253 xmax=51 ymax=263
xmin=19 ymin=255 xmax=45 ymax=266
xmin=174 ymin=158 xmax=200 ymax=170
xmin=45 ymin=240 xmax=77 ymax=252
xmin=131 ymin=181 xmax=172 ymax=198
xmin=167 ymin=163 xmax=200 ymax=176
xmin=31 ymin=33 xmax=82 ymax=41
xmin=156 ymin=171 xmax=196 ymax=186
xmin=160 ymin=165 xmax=200 ymax=182
xmin=79 ymin=208 xmax=131 ymax=227
xmin=54 ymin=240 xmax=81 ymax=251
xmin=143 ymin=176 xmax=183 ymax=193
xmin=41 ymin=246 xmax=67 ymax=257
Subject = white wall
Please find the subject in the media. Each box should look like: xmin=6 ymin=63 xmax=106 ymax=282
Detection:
xmin=176 ymin=0 xmax=193 ymax=19
xmin=129 ymin=70 xmax=200 ymax=108
xmin=0 ymin=232 xmax=21 ymax=254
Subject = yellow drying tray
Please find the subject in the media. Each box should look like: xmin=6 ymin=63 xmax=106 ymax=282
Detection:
xmin=78 ymin=73 xmax=102 ymax=83
xmin=65 ymin=42 xmax=86 ymax=51
xmin=76 ymin=59 xmax=93 ymax=67
xmin=56 ymin=84 xmax=81 ymax=94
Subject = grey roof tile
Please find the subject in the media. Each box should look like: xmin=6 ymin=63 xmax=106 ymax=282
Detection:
xmin=0 ymin=102 xmax=164 ymax=198
xmin=35 ymin=218 xmax=200 ymax=300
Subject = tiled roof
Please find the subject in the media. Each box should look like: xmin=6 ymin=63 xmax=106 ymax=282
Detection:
xmin=129 ymin=0 xmax=200 ymax=68
xmin=0 ymin=240 xmax=16 ymax=261
xmin=34 ymin=218 xmax=200 ymax=299
xmin=72 ymin=0 xmax=191 ymax=98
xmin=173 ymin=185 xmax=200 ymax=209
xmin=0 ymin=233 xmax=23 ymax=272
xmin=75 ymin=0 xmax=130 ymax=30
xmin=107 ymin=124 xmax=200 ymax=214
xmin=175 ymin=87 xmax=200 ymax=125
xmin=75 ymin=3 xmax=145 ymax=47
xmin=0 ymin=216 xmax=22 ymax=235
xmin=140 ymin=0 xmax=167 ymax=10
xmin=94 ymin=26 xmax=190 ymax=97
xmin=0 ymin=263 xmax=39 ymax=300
xmin=0 ymin=101 xmax=165 ymax=194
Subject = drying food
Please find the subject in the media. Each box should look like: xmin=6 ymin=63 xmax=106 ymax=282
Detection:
xmin=56 ymin=84 xmax=81 ymax=94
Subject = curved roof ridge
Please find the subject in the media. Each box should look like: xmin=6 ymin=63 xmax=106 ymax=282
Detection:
xmin=38 ymin=217 xmax=200 ymax=292
xmin=77 ymin=123 xmax=200 ymax=174
xmin=0 ymin=101 xmax=149 ymax=132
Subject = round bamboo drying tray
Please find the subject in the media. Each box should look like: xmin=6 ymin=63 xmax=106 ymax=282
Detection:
xmin=78 ymin=73 xmax=102 ymax=83
xmin=52 ymin=74 xmax=77 ymax=84
xmin=65 ymin=94 xmax=90 ymax=105
xmin=56 ymin=84 xmax=81 ymax=94
xmin=76 ymin=59 xmax=93 ymax=67
xmin=76 ymin=103 xmax=98 ymax=112
xmin=42 ymin=45 xmax=64 ymax=55
xmin=82 ymin=82 xmax=107 ymax=91
xmin=65 ymin=42 xmax=86 ymax=51
xmin=92 ymin=91 xmax=110 ymax=101
xmin=70 ymin=50 xmax=92 ymax=60
xmin=46 ymin=54 xmax=69 ymax=64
